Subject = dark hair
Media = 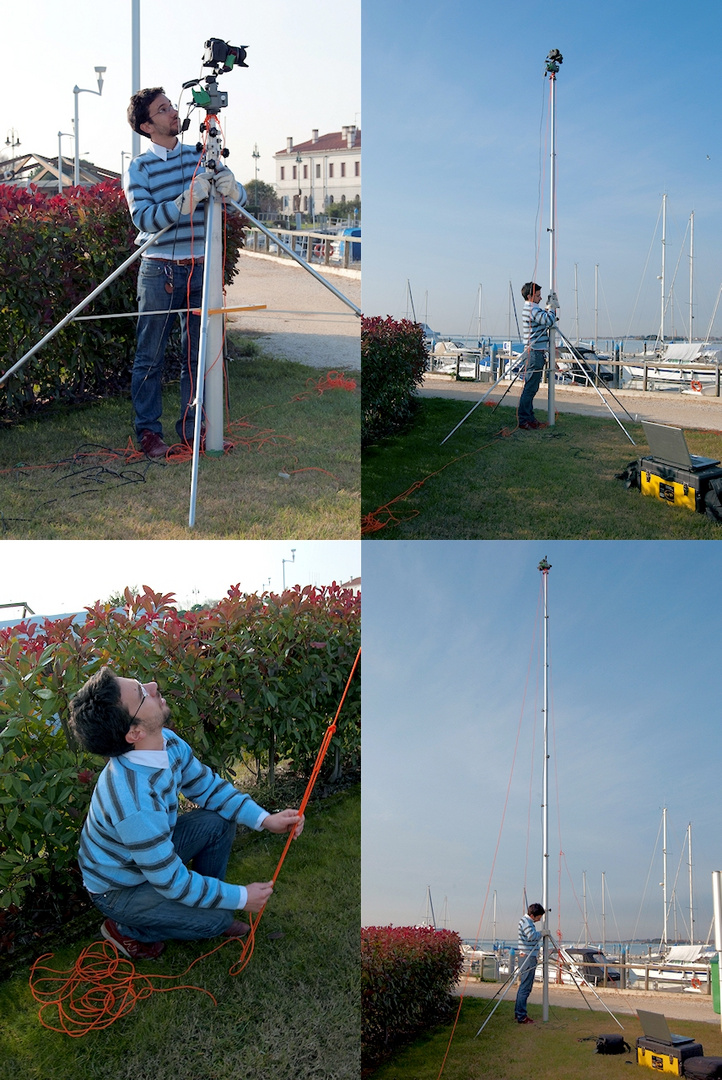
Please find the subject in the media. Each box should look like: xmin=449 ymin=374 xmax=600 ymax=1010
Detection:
xmin=127 ymin=87 xmax=165 ymax=138
xmin=68 ymin=666 xmax=134 ymax=757
xmin=521 ymin=282 xmax=542 ymax=300
xmin=527 ymin=903 xmax=545 ymax=918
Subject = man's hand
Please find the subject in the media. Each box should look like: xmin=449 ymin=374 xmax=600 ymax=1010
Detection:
xmin=263 ymin=808 xmax=305 ymax=839
xmin=213 ymin=167 xmax=246 ymax=205
xmin=174 ymin=174 xmax=211 ymax=215
xmin=245 ymin=880 xmax=274 ymax=912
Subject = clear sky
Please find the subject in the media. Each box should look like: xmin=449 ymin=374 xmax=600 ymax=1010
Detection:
xmin=361 ymin=0 xmax=722 ymax=341
xmin=0 ymin=540 xmax=360 ymax=618
xmin=0 ymin=0 xmax=360 ymax=186
xmin=362 ymin=540 xmax=722 ymax=944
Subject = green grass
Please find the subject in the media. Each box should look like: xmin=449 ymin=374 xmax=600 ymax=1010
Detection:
xmin=361 ymin=398 xmax=722 ymax=538
xmin=367 ymin=996 xmax=722 ymax=1079
xmin=0 ymin=786 xmax=359 ymax=1080
xmin=0 ymin=335 xmax=360 ymax=538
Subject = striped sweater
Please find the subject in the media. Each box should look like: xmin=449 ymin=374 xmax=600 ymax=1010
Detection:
xmin=518 ymin=914 xmax=542 ymax=956
xmin=78 ymin=730 xmax=267 ymax=911
xmin=124 ymin=141 xmax=208 ymax=261
xmin=522 ymin=300 xmax=557 ymax=350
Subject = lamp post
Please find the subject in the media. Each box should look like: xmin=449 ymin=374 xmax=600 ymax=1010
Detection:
xmin=282 ymin=548 xmax=296 ymax=590
xmin=545 ymin=48 xmax=562 ymax=427
xmin=120 ymin=150 xmax=131 ymax=187
xmin=295 ymin=150 xmax=303 ymax=214
xmin=252 ymin=143 xmax=260 ymax=211
xmin=5 ymin=128 xmax=21 ymax=154
xmin=57 ymin=131 xmax=73 ymax=194
xmin=73 ymin=66 xmax=106 ymax=187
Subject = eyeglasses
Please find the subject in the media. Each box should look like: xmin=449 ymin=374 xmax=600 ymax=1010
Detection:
xmin=130 ymin=680 xmax=148 ymax=722
xmin=149 ymin=103 xmax=177 ymax=120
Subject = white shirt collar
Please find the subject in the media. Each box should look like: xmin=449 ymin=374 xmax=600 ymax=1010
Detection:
xmin=149 ymin=139 xmax=179 ymax=161
xmin=126 ymin=733 xmax=170 ymax=769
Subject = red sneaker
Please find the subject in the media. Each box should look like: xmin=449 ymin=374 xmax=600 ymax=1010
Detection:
xmin=101 ymin=919 xmax=165 ymax=960
xmin=517 ymin=1016 xmax=535 ymax=1025
xmin=223 ymin=919 xmax=250 ymax=938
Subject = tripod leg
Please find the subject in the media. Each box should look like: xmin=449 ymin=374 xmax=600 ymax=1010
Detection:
xmin=229 ymin=201 xmax=361 ymax=317
xmin=0 ymin=225 xmax=174 ymax=387
xmin=440 ymin=372 xmax=507 ymax=445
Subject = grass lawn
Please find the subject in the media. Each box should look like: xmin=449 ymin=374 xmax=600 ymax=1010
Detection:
xmin=361 ymin=398 xmax=722 ymax=539
xmin=367 ymin=996 xmax=722 ymax=1079
xmin=0 ymin=335 xmax=360 ymax=539
xmin=0 ymin=785 xmax=359 ymax=1080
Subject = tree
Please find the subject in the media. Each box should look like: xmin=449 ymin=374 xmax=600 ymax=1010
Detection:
xmin=245 ymin=179 xmax=280 ymax=215
xmin=326 ymin=196 xmax=360 ymax=220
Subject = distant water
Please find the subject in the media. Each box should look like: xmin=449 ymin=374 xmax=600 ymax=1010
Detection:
xmin=463 ymin=939 xmax=679 ymax=958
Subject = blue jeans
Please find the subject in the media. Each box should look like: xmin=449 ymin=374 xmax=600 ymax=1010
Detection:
xmin=90 ymin=809 xmax=237 ymax=942
xmin=518 ymin=349 xmax=546 ymax=424
xmin=514 ymin=952 xmax=538 ymax=1020
xmin=131 ymin=257 xmax=204 ymax=442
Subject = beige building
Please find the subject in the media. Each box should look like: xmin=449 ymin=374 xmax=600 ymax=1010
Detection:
xmin=274 ymin=126 xmax=360 ymax=217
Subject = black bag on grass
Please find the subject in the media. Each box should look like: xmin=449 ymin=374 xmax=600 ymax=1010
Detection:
xmin=683 ymin=1059 xmax=722 ymax=1079
xmin=595 ymin=1034 xmax=630 ymax=1055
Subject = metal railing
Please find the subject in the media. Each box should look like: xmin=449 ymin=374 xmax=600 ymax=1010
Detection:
xmin=244 ymin=227 xmax=361 ymax=269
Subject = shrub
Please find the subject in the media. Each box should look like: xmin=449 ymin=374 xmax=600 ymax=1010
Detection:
xmin=361 ymin=925 xmax=463 ymax=1068
xmin=0 ymin=181 xmax=245 ymax=423
xmin=0 ymin=583 xmax=360 ymax=918
xmin=361 ymin=316 xmax=428 ymax=446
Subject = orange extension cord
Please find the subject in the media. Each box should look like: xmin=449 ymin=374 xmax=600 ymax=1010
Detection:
xmin=29 ymin=647 xmax=361 ymax=1037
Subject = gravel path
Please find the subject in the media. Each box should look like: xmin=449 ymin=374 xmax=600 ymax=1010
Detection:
xmin=225 ymin=252 xmax=360 ymax=370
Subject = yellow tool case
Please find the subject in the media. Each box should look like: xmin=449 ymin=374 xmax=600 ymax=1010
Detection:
xmin=636 ymin=1036 xmax=704 ymax=1074
xmin=638 ymin=456 xmax=722 ymax=515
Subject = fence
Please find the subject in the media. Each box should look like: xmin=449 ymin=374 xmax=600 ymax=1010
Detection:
xmin=245 ymin=227 xmax=361 ymax=269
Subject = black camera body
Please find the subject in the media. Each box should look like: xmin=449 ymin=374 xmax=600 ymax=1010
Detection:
xmin=202 ymin=38 xmax=248 ymax=74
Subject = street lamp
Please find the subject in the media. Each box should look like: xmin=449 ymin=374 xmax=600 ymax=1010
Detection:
xmin=282 ymin=548 xmax=296 ymax=590
xmin=5 ymin=128 xmax=21 ymax=154
xmin=73 ymin=66 xmax=106 ymax=187
xmin=252 ymin=143 xmax=260 ymax=211
xmin=57 ymin=131 xmax=73 ymax=194
xmin=295 ymin=150 xmax=302 ymax=215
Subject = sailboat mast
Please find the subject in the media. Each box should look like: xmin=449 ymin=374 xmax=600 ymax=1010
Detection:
xmin=688 ymin=823 xmax=694 ymax=945
xmin=539 ymin=556 xmax=551 ymax=1021
xmin=689 ymin=212 xmax=694 ymax=345
xmin=660 ymin=195 xmax=667 ymax=346
xmin=663 ymin=807 xmax=668 ymax=947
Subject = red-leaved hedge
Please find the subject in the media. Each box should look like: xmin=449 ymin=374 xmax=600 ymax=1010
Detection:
xmin=0 ymin=180 xmax=245 ymax=422
xmin=361 ymin=316 xmax=428 ymax=445
xmin=361 ymin=925 xmax=463 ymax=1067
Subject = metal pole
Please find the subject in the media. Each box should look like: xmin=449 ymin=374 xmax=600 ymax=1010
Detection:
xmin=131 ymin=0 xmax=141 ymax=161
xmin=74 ymin=88 xmax=80 ymax=187
xmin=0 ymin=224 xmax=174 ymax=387
xmin=546 ymin=52 xmax=561 ymax=427
xmin=188 ymin=192 xmax=219 ymax=528
xmin=689 ymin=211 xmax=694 ymax=345
xmin=663 ymin=807 xmax=668 ymax=948
xmin=539 ymin=556 xmax=551 ymax=1022
xmin=661 ymin=194 xmax=667 ymax=346
xmin=688 ymin=824 xmax=694 ymax=944
xmin=228 ymin=199 xmax=361 ymax=316
xmin=712 ymin=871 xmax=722 ymax=1033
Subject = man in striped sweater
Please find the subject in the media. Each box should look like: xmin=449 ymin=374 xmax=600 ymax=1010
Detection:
xmin=68 ymin=667 xmax=304 ymax=961
xmin=514 ymin=902 xmax=545 ymax=1023
xmin=125 ymin=88 xmax=247 ymax=458
xmin=519 ymin=282 xmax=558 ymax=430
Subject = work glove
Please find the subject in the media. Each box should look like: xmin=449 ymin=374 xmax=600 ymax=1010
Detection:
xmin=214 ymin=166 xmax=247 ymax=206
xmin=174 ymin=174 xmax=211 ymax=216
xmin=546 ymin=291 xmax=560 ymax=313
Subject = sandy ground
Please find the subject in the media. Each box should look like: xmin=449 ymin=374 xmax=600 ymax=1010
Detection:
xmin=224 ymin=252 xmax=360 ymax=370
xmin=421 ymin=373 xmax=722 ymax=432
xmin=457 ymin=978 xmax=720 ymax=1025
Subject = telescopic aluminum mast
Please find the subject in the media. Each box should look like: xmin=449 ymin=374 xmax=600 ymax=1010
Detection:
xmin=545 ymin=50 xmax=562 ymax=427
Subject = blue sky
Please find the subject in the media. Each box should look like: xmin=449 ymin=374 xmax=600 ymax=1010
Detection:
xmin=361 ymin=0 xmax=722 ymax=341
xmin=362 ymin=540 xmax=722 ymax=943
xmin=0 ymin=1 xmax=359 ymax=186
xmin=0 ymin=540 xmax=360 ymax=617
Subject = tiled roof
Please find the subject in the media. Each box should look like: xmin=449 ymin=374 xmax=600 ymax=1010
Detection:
xmin=276 ymin=129 xmax=361 ymax=156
